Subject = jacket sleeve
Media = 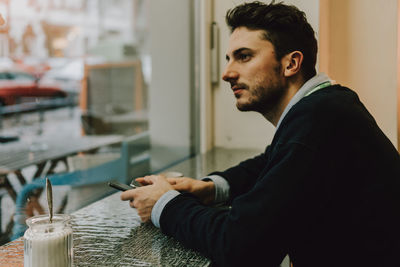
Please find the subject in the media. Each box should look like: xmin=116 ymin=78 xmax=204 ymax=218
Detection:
xmin=159 ymin=142 xmax=321 ymax=267
xmin=210 ymin=146 xmax=271 ymax=201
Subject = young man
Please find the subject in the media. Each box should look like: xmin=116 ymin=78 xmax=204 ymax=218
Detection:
xmin=121 ymin=2 xmax=400 ymax=266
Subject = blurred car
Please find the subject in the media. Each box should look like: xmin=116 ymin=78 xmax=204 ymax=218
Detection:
xmin=0 ymin=70 xmax=67 ymax=106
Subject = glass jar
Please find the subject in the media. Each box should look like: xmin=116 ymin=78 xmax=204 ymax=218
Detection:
xmin=24 ymin=214 xmax=73 ymax=267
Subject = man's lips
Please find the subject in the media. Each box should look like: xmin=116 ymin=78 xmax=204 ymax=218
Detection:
xmin=232 ymin=85 xmax=246 ymax=96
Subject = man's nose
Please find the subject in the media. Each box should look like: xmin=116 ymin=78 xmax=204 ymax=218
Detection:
xmin=221 ymin=65 xmax=239 ymax=82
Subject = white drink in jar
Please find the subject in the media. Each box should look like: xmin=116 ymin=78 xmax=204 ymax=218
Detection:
xmin=24 ymin=214 xmax=73 ymax=267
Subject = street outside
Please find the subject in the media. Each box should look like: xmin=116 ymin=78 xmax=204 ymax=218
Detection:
xmin=0 ymin=106 xmax=82 ymax=244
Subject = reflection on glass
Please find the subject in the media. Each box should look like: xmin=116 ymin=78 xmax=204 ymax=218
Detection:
xmin=0 ymin=0 xmax=195 ymax=245
xmin=0 ymin=0 xmax=151 ymax=244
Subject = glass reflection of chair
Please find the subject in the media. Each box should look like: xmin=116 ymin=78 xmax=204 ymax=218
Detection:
xmin=11 ymin=131 xmax=150 ymax=240
xmin=81 ymin=109 xmax=148 ymax=136
xmin=80 ymin=111 xmax=112 ymax=135
xmin=0 ymin=185 xmax=14 ymax=244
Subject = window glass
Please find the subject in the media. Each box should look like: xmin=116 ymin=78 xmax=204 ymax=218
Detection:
xmin=0 ymin=0 xmax=195 ymax=243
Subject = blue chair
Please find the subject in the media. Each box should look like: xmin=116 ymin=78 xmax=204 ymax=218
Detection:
xmin=11 ymin=132 xmax=150 ymax=240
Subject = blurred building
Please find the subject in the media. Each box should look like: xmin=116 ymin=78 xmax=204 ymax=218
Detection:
xmin=0 ymin=0 xmax=148 ymax=59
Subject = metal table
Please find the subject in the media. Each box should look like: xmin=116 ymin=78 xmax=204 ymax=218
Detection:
xmin=0 ymin=134 xmax=124 ymax=201
xmin=0 ymin=134 xmax=124 ymax=242
xmin=0 ymin=148 xmax=261 ymax=266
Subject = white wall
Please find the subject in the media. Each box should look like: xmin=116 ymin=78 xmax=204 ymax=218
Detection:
xmin=148 ymin=0 xmax=192 ymax=170
xmin=321 ymin=0 xmax=398 ymax=147
xmin=211 ymin=0 xmax=320 ymax=149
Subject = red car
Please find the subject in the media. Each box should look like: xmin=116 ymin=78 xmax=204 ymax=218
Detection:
xmin=0 ymin=70 xmax=67 ymax=106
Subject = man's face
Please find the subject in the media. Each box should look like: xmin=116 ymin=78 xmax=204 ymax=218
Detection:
xmin=222 ymin=27 xmax=288 ymax=114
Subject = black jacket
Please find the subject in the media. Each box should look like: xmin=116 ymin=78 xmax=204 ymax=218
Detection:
xmin=160 ymin=85 xmax=400 ymax=267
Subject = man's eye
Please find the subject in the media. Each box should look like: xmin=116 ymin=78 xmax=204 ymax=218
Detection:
xmin=239 ymin=54 xmax=251 ymax=61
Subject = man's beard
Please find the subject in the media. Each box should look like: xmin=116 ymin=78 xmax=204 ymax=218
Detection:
xmin=237 ymin=84 xmax=287 ymax=114
xmin=236 ymin=65 xmax=287 ymax=114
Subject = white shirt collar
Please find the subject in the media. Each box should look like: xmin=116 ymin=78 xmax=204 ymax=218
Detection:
xmin=275 ymin=73 xmax=332 ymax=130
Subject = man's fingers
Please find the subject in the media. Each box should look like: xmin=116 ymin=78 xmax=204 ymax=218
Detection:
xmin=166 ymin=177 xmax=180 ymax=185
xmin=135 ymin=177 xmax=149 ymax=185
xmin=137 ymin=175 xmax=185 ymax=186
xmin=172 ymin=181 xmax=191 ymax=191
xmin=143 ymin=175 xmax=166 ymax=184
xmin=120 ymin=190 xmax=135 ymax=201
xmin=137 ymin=207 xmax=151 ymax=222
xmin=136 ymin=175 xmax=158 ymax=185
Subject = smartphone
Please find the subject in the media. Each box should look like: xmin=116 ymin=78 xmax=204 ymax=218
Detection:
xmin=130 ymin=179 xmax=142 ymax=188
xmin=108 ymin=181 xmax=134 ymax=191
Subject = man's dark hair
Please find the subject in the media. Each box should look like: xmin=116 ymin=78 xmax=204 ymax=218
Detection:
xmin=226 ymin=1 xmax=317 ymax=80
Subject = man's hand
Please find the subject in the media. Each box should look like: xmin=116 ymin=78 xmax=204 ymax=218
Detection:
xmin=167 ymin=177 xmax=215 ymax=205
xmin=120 ymin=175 xmax=174 ymax=222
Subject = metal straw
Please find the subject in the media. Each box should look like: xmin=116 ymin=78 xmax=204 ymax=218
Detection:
xmin=46 ymin=177 xmax=53 ymax=223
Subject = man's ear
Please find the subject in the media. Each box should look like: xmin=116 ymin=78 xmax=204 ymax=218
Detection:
xmin=282 ymin=51 xmax=303 ymax=77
